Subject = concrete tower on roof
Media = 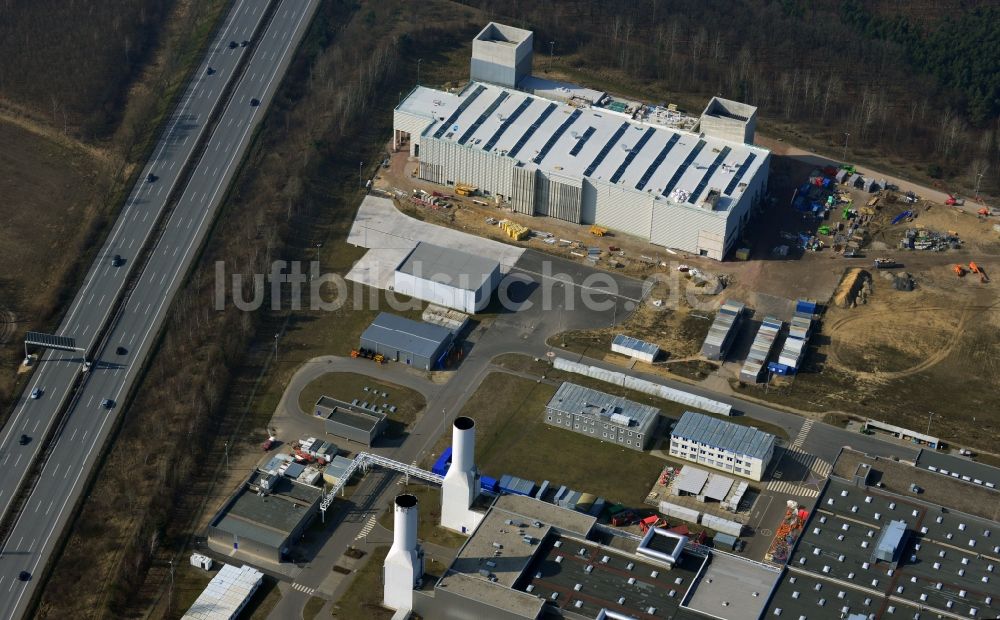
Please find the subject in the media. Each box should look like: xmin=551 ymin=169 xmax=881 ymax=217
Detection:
xmin=383 ymin=494 xmax=424 ymax=612
xmin=441 ymin=416 xmax=483 ymax=533
xmin=470 ymin=22 xmax=533 ymax=88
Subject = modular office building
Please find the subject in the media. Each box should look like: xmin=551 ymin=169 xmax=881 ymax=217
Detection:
xmin=393 ymin=24 xmax=770 ymax=260
xmin=544 ymin=382 xmax=659 ymax=450
xmin=669 ymin=411 xmax=776 ymax=481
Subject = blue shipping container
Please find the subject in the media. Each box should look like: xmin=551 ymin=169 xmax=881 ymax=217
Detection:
xmin=768 ymin=362 xmax=792 ymax=376
xmin=480 ymin=475 xmax=498 ymax=493
xmin=795 ymin=299 xmax=818 ymax=315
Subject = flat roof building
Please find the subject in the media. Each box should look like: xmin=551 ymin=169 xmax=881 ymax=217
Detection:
xmin=393 ymin=25 xmax=770 ymax=261
xmin=412 ymin=493 xmax=721 ymax=619
xmin=182 ymin=563 xmax=264 ymax=620
xmin=206 ymin=470 xmax=322 ymax=564
xmin=764 ymin=449 xmax=1000 ymax=620
xmin=544 ymin=382 xmax=660 ymax=450
xmin=359 ymin=312 xmax=454 ymax=370
xmin=669 ymin=411 xmax=776 ymax=481
xmin=314 ymin=396 xmax=387 ymax=447
xmin=393 ymin=242 xmax=501 ymax=314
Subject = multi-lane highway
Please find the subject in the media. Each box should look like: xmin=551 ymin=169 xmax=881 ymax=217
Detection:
xmin=0 ymin=0 xmax=320 ymax=616
xmin=0 ymin=0 xmax=271 ymax=523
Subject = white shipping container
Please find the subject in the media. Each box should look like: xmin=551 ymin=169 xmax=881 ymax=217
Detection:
xmin=659 ymin=501 xmax=701 ymax=524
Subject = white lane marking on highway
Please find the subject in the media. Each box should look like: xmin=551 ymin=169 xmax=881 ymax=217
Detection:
xmin=31 ymin=421 xmax=39 ymax=433
xmin=129 ymin=333 xmax=137 ymax=345
xmin=182 ymin=135 xmax=188 ymax=146
xmin=13 ymin=455 xmax=21 ymax=468
xmin=148 ymin=271 xmax=157 ymax=283
xmin=160 ymin=273 xmax=167 ymax=285
xmin=142 ymin=211 xmax=149 ymax=223
xmin=64 ymin=467 xmax=70 ymax=479
xmin=70 ymin=428 xmax=78 ymax=441
xmin=0 ymin=0 xmax=266 ymax=595
xmin=173 ymin=246 xmax=180 ymax=257
xmin=156 ymin=186 xmax=164 ymax=196
xmin=251 ymin=72 xmax=256 ymax=81
xmin=227 ymin=118 xmax=233 ymax=127
xmin=2 ymin=455 xmax=9 ymax=466
xmin=129 ymin=238 xmax=135 ymax=249
xmin=208 ymin=90 xmax=213 ymax=99
xmin=34 ymin=500 xmax=41 ymax=514
xmin=50 ymin=464 xmax=59 ymax=478
xmin=213 ymin=167 xmax=220 ymax=177
xmin=87 ymin=294 xmax=94 ymax=304
xmin=45 ymin=501 xmax=52 ymax=515
xmin=145 ymin=303 xmax=152 ymax=315
xmin=215 ymin=141 xmax=220 ymax=151
xmin=82 ymin=324 xmax=90 ymax=337
xmin=169 ymin=161 xmax=176 ymax=171
xmin=87 ymin=396 xmax=94 ymax=407
xmin=98 ymin=295 xmax=105 ymax=305
xmin=82 ymin=430 xmax=88 ymax=441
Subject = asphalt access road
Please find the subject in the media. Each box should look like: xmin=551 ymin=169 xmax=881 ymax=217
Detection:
xmin=0 ymin=1 xmax=321 ymax=617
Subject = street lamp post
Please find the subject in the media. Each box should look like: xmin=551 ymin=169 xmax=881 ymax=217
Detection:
xmin=926 ymin=411 xmax=935 ymax=436
xmin=416 ymin=58 xmax=422 ymax=86
xmin=842 ymin=132 xmax=850 ymax=163
xmin=273 ymin=332 xmax=279 ymax=361
xmin=359 ymin=161 xmax=364 ymax=187
xmin=975 ymin=171 xmax=985 ymax=201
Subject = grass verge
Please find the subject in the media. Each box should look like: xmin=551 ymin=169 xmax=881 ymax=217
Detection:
xmin=377 ymin=483 xmax=467 ymax=549
xmin=297 ymin=371 xmax=425 ymax=436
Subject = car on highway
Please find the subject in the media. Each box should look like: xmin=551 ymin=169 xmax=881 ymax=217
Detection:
xmin=19 ymin=435 xmax=30 ymax=446
xmin=18 ymin=571 xmax=30 ymax=582
xmin=228 ymin=40 xmax=238 ymax=49
xmin=250 ymin=98 xmax=260 ymax=107
xmin=206 ymin=66 xmax=216 ymax=75
xmin=241 ymin=39 xmax=250 ymax=47
xmin=82 ymin=360 xmax=92 ymax=372
xmin=112 ymin=254 xmax=125 ymax=267
xmin=146 ymin=173 xmax=157 ymax=183
xmin=30 ymin=388 xmax=42 ymax=400
xmin=101 ymin=399 xmax=115 ymax=409
xmin=116 ymin=346 xmax=128 ymax=355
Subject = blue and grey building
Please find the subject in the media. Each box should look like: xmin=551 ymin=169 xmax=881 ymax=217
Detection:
xmin=359 ymin=312 xmax=454 ymax=370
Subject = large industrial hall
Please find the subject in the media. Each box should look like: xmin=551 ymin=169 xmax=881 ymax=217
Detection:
xmin=392 ymin=22 xmax=771 ymax=260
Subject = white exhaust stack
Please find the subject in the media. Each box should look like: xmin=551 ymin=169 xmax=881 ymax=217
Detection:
xmin=441 ymin=416 xmax=482 ymax=533
xmin=383 ymin=494 xmax=424 ymax=612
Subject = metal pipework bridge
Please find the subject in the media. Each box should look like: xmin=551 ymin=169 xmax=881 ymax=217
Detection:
xmin=320 ymin=452 xmax=443 ymax=513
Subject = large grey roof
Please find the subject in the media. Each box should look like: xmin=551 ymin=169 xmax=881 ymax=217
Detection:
xmin=396 ymin=242 xmax=499 ymax=292
xmin=671 ymin=411 xmax=775 ymax=460
xmin=915 ymin=448 xmax=1000 ymax=491
xmin=361 ymin=312 xmax=452 ymax=359
xmin=399 ymin=81 xmax=769 ymax=213
xmin=546 ymin=382 xmax=660 ymax=429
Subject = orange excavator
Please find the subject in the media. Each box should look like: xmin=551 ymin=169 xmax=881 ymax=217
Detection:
xmin=953 ymin=264 xmax=966 ymax=277
xmin=969 ymin=261 xmax=990 ymax=283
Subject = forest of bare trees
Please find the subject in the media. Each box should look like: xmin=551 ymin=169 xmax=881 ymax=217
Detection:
xmin=34 ymin=1 xmax=480 ymax=615
xmin=468 ymin=0 xmax=999 ymax=195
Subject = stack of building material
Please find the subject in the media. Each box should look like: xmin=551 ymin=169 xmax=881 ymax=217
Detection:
xmin=700 ymin=300 xmax=745 ymax=361
xmin=739 ymin=316 xmax=782 ymax=384
xmin=770 ymin=299 xmax=818 ymax=375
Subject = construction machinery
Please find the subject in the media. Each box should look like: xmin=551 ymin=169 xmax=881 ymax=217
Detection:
xmin=611 ymin=510 xmax=638 ymax=527
xmin=639 ymin=515 xmax=667 ymax=534
xmin=945 ymin=194 xmax=965 ymax=206
xmin=589 ymin=224 xmax=609 ymax=237
xmin=969 ymin=261 xmax=990 ymax=283
xmin=978 ymin=207 xmax=990 ymax=217
xmin=455 ymin=183 xmax=477 ymax=197
xmin=953 ymin=264 xmax=966 ymax=277
xmin=873 ymin=257 xmax=899 ymax=269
